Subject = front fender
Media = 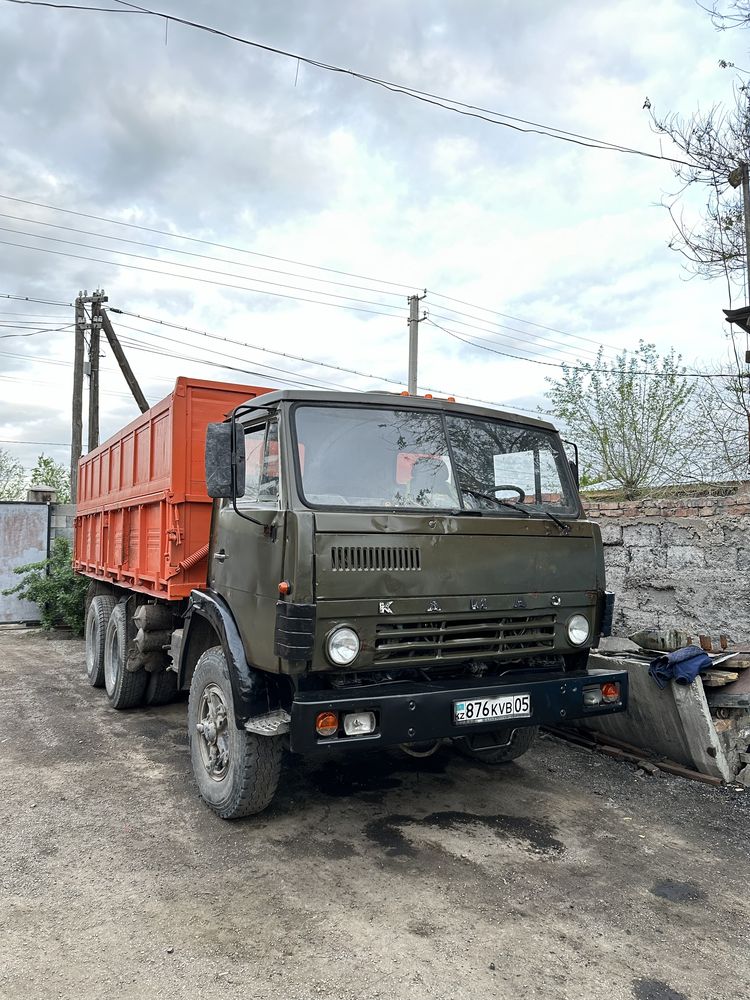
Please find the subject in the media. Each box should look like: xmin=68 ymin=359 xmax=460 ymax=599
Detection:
xmin=180 ymin=589 xmax=292 ymax=726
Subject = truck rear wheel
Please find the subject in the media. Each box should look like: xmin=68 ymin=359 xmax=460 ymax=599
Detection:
xmin=453 ymin=725 xmax=539 ymax=764
xmin=84 ymin=595 xmax=117 ymax=688
xmin=188 ymin=646 xmax=282 ymax=819
xmin=144 ymin=668 xmax=178 ymax=706
xmin=104 ymin=602 xmax=148 ymax=709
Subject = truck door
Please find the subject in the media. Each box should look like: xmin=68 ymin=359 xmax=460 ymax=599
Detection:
xmin=209 ymin=418 xmax=286 ymax=670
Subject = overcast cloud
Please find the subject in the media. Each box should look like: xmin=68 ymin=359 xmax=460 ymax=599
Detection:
xmin=0 ymin=0 xmax=745 ymax=473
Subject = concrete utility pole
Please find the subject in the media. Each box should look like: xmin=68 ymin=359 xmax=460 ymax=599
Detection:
xmin=407 ymin=292 xmax=426 ymax=395
xmin=70 ymin=292 xmax=86 ymax=505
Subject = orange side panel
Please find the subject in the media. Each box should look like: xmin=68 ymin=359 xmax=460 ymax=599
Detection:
xmin=74 ymin=376 xmax=273 ymax=601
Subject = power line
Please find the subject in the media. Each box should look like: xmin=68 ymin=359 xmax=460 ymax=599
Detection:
xmin=427 ymin=308 xmax=607 ymax=365
xmin=0 ymin=291 xmax=72 ymax=307
xmin=0 ymin=211 xmax=408 ymax=301
xmin=0 ymin=194 xmax=415 ymax=292
xmin=0 ymin=323 xmax=73 ymax=339
xmin=427 ymin=317 xmax=743 ymax=379
xmin=0 ymin=226 xmax=406 ymax=314
xmin=111 ymin=307 xmax=415 ymax=390
xmin=2 ymin=0 xmax=699 ymax=170
xmin=427 ymin=295 xmax=620 ymax=355
xmin=0 ymin=197 xmax=627 ymax=360
xmin=0 ymin=437 xmax=69 ymax=446
xmin=0 ymin=237 xmax=405 ymax=318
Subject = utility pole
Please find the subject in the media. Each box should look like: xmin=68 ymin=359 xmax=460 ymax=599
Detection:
xmin=87 ymin=289 xmax=107 ymax=452
xmin=70 ymin=292 xmax=86 ymax=504
xmin=726 ymin=163 xmax=750 ymax=464
xmin=407 ymin=292 xmax=426 ymax=395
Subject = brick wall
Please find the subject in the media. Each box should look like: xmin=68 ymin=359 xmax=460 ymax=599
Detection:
xmin=583 ymin=494 xmax=750 ymax=641
xmin=50 ymin=503 xmax=75 ymax=545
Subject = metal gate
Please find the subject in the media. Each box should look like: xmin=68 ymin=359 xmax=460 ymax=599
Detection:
xmin=0 ymin=503 xmax=50 ymax=623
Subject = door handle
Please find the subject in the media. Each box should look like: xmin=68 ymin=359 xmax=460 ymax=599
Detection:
xmin=213 ymin=549 xmax=227 ymax=563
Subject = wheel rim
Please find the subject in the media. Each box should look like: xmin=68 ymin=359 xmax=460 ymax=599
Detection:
xmin=104 ymin=622 xmax=118 ymax=696
xmin=85 ymin=611 xmax=98 ymax=679
xmin=196 ymin=682 xmax=230 ymax=781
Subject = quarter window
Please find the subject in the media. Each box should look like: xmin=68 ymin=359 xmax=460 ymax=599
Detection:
xmin=239 ymin=422 xmax=281 ymax=507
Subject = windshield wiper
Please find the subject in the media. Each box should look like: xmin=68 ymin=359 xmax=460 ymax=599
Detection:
xmin=461 ymin=485 xmax=571 ymax=534
xmin=460 ymin=486 xmax=532 ymax=517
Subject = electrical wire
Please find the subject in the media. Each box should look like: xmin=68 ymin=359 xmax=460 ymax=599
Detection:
xmin=427 ymin=308 xmax=606 ymax=365
xmin=427 ymin=317 xmax=745 ymax=379
xmin=0 ymin=227 xmax=406 ymax=314
xmin=0 ymin=323 xmax=74 ymax=339
xmin=0 ymin=291 xmax=73 ymax=307
xmin=2 ymin=0 xmax=699 ymax=169
xmin=0 ymin=211 xmax=408 ymax=301
xmin=0 ymin=237 xmax=405 ymax=318
xmin=0 ymin=194 xmax=416 ymax=292
xmin=0 ymin=198 xmax=621 ymax=361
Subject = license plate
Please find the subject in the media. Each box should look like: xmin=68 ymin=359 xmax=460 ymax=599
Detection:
xmin=453 ymin=693 xmax=531 ymax=725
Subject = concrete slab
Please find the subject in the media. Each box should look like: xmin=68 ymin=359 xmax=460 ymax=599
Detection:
xmin=579 ymin=653 xmax=732 ymax=782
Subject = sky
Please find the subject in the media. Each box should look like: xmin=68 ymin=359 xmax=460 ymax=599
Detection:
xmin=0 ymin=0 xmax=747 ymax=478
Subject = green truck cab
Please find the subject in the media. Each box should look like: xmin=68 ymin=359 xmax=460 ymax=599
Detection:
xmin=180 ymin=389 xmax=626 ymax=818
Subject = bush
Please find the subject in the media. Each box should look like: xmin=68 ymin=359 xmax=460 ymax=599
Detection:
xmin=1 ymin=536 xmax=88 ymax=634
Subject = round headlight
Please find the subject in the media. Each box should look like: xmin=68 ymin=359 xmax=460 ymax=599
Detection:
xmin=567 ymin=614 xmax=590 ymax=646
xmin=326 ymin=626 xmax=360 ymax=666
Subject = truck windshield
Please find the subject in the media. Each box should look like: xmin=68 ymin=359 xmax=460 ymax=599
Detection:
xmin=294 ymin=405 xmax=577 ymax=515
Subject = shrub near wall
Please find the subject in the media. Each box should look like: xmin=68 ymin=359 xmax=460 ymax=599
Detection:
xmin=583 ymin=494 xmax=750 ymax=640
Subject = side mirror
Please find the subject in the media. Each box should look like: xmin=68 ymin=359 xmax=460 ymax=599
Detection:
xmin=205 ymin=422 xmax=246 ymax=499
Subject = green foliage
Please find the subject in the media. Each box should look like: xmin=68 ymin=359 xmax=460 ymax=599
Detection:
xmin=0 ymin=447 xmax=25 ymax=500
xmin=544 ymin=342 xmax=694 ymax=497
xmin=29 ymin=453 xmax=71 ymax=503
xmin=1 ymin=537 xmax=88 ymax=634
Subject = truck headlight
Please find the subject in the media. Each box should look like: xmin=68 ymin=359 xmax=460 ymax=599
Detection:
xmin=567 ymin=614 xmax=590 ymax=646
xmin=326 ymin=626 xmax=360 ymax=666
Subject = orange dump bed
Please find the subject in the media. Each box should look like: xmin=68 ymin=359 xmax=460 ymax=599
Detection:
xmin=74 ymin=376 xmax=272 ymax=601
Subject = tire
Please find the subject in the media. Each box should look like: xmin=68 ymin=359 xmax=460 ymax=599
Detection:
xmin=453 ymin=725 xmax=539 ymax=764
xmin=188 ymin=646 xmax=282 ymax=819
xmin=144 ymin=668 xmax=178 ymax=706
xmin=104 ymin=602 xmax=148 ymax=709
xmin=84 ymin=595 xmax=117 ymax=688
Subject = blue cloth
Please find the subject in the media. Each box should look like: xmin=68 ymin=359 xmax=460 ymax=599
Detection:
xmin=648 ymin=645 xmax=712 ymax=689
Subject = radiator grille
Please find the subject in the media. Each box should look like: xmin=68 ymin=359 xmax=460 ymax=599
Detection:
xmin=331 ymin=546 xmax=421 ymax=572
xmin=374 ymin=612 xmax=556 ymax=663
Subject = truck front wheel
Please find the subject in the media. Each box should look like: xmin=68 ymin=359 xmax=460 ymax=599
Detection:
xmin=188 ymin=647 xmax=282 ymax=819
xmin=453 ymin=725 xmax=539 ymax=764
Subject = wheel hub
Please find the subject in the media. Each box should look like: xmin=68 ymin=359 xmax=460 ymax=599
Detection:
xmin=196 ymin=683 xmax=230 ymax=781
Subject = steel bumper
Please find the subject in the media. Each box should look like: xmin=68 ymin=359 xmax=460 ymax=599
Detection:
xmin=289 ymin=667 xmax=628 ymax=753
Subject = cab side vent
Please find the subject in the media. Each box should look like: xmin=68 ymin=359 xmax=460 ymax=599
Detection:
xmin=331 ymin=546 xmax=421 ymax=572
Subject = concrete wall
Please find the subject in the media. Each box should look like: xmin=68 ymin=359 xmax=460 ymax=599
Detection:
xmin=584 ymin=494 xmax=750 ymax=641
xmin=50 ymin=503 xmax=75 ymax=545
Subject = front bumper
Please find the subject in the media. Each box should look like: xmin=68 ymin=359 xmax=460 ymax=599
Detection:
xmin=289 ymin=667 xmax=628 ymax=753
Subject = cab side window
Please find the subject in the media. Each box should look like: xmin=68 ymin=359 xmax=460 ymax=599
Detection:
xmin=239 ymin=421 xmax=281 ymax=507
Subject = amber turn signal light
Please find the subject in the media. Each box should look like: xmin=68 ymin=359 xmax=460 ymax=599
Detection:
xmin=315 ymin=711 xmax=339 ymax=736
xmin=278 ymin=580 xmax=291 ymax=595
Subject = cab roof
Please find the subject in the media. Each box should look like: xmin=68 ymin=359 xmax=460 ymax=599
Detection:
xmin=243 ymin=389 xmax=558 ymax=433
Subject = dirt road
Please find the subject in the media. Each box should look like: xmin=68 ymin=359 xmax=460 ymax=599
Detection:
xmin=1 ymin=627 xmax=747 ymax=1000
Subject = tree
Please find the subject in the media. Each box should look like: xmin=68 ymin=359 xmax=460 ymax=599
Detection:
xmin=647 ymin=2 xmax=750 ymax=290
xmin=0 ymin=447 xmax=26 ymax=500
xmin=1 ymin=537 xmax=88 ymax=634
xmin=29 ymin=453 xmax=71 ymax=503
xmin=544 ymin=343 xmax=694 ymax=497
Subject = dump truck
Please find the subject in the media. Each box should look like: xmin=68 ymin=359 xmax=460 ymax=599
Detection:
xmin=74 ymin=375 xmax=627 ymax=818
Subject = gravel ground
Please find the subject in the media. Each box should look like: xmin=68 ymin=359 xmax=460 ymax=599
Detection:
xmin=1 ymin=626 xmax=748 ymax=1000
